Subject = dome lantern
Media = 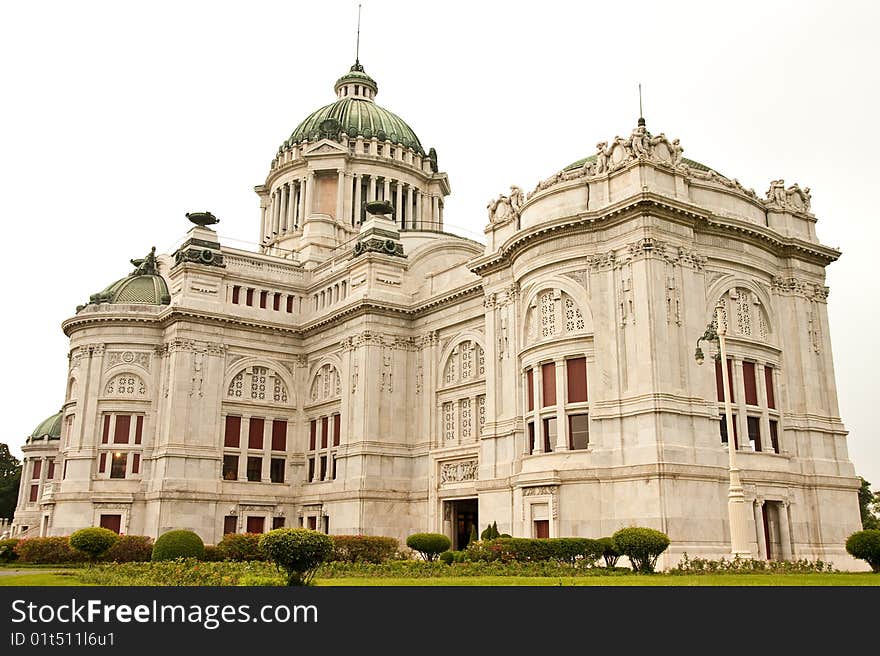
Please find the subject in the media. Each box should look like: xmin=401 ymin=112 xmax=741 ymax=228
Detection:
xmin=334 ymin=61 xmax=378 ymax=102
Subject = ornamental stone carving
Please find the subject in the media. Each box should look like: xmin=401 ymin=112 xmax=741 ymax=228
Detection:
xmin=764 ymin=179 xmax=811 ymax=212
xmin=487 ymin=186 xmax=524 ymax=226
xmin=106 ymin=350 xmax=151 ymax=372
xmin=771 ymin=276 xmax=829 ymax=301
xmin=440 ymin=460 xmax=478 ymax=485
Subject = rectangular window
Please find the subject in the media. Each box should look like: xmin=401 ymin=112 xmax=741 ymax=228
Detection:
xmin=232 ymin=285 xmax=240 ymax=304
xmin=743 ymin=362 xmax=758 ymax=406
xmin=246 ymin=288 xmax=254 ymax=306
xmin=222 ymin=455 xmax=238 ymax=480
xmin=224 ymin=416 xmax=241 ymax=448
xmin=320 ymin=456 xmax=327 ymax=480
xmin=568 ymin=414 xmax=589 ymax=450
xmin=135 ymin=415 xmax=143 ymax=445
xmin=248 ymin=417 xmax=264 ymax=450
xmin=769 ymin=420 xmax=779 ymax=453
xmin=309 ymin=420 xmax=316 ymax=451
xmin=100 ymin=515 xmax=121 ymax=534
xmin=270 ymin=458 xmax=285 ymax=483
xmin=332 ymin=456 xmax=337 ymax=480
xmin=114 ymin=415 xmax=131 ymax=444
xmin=527 ymin=369 xmax=534 ymax=411
xmin=765 ymin=367 xmax=776 ymax=409
xmin=527 ymin=422 xmax=535 ymax=454
xmin=223 ymin=516 xmax=237 ymax=534
xmin=32 ymin=460 xmax=41 ymax=479
xmin=332 ymin=413 xmax=341 ymax=447
xmin=29 ymin=485 xmax=38 ymax=502
xmin=273 ymin=293 xmax=280 ymax=311
xmin=566 ymin=357 xmax=588 ymax=403
xmin=321 ymin=417 xmax=328 ymax=448
xmin=110 ymin=452 xmax=127 ymax=479
xmin=47 ymin=461 xmax=55 ymax=480
xmin=259 ymin=290 xmax=267 ymax=309
xmin=715 ymin=359 xmax=736 ymax=402
xmin=273 ymin=517 xmax=285 ymax=529
xmin=132 ymin=453 xmax=140 ymax=474
xmin=542 ymin=417 xmax=556 ymax=452
xmin=308 ymin=458 xmax=315 ymax=482
xmin=747 ymin=416 xmax=762 ymax=451
xmin=246 ymin=456 xmax=262 ymax=482
xmin=286 ymin=296 xmax=294 ymax=313
xmin=246 ymin=516 xmax=265 ymax=534
xmin=541 ymin=362 xmax=556 ymax=407
xmin=99 ymin=452 xmax=106 ymax=473
xmin=271 ymin=420 xmax=287 ymax=451
xmin=307 ymin=516 xmax=317 ymax=530
xmin=102 ymin=415 xmax=110 ymax=444
xmin=719 ymin=413 xmax=739 ymax=449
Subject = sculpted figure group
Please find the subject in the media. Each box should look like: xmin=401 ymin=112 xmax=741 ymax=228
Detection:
xmin=764 ymin=179 xmax=811 ymax=212
xmin=487 ymin=185 xmax=524 ymax=225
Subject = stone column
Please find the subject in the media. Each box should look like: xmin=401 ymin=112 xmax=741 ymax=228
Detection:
xmin=415 ymin=190 xmax=423 ymax=229
xmin=395 ymin=182 xmax=403 ymax=227
xmin=731 ymin=358 xmax=747 ymax=449
xmin=260 ymin=205 xmax=267 ymax=243
xmin=261 ymin=419 xmax=272 ymax=482
xmin=280 ymin=184 xmax=289 ymax=233
xmin=554 ymin=358 xmax=568 ymax=451
xmin=17 ymin=458 xmax=29 ymax=510
xmin=406 ymin=185 xmax=414 ymax=229
xmin=343 ymin=173 xmax=352 ymax=226
xmin=286 ymin=183 xmax=296 ymax=232
xmin=779 ymin=501 xmax=793 ymax=560
xmin=532 ymin=365 xmax=543 ymax=453
xmin=368 ymin=175 xmax=376 ymax=202
xmin=383 ymin=178 xmax=391 ymax=203
xmin=305 ymin=171 xmax=315 ymax=220
xmin=432 ymin=194 xmax=439 ymax=228
xmin=756 ymin=363 xmax=772 ymax=451
xmin=754 ymin=499 xmax=768 ymax=559
xmin=273 ymin=190 xmax=282 ymax=236
xmin=773 ymin=367 xmax=783 ymax=452
xmin=237 ymin=416 xmax=248 ymax=481
xmin=353 ymin=174 xmax=363 ymax=224
xmin=336 ymin=169 xmax=345 ymax=221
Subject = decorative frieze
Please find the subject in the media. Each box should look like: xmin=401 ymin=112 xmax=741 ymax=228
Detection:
xmin=440 ymin=460 xmax=478 ymax=485
xmin=587 ymin=239 xmax=706 ymax=272
xmin=771 ymin=276 xmax=829 ymax=301
xmin=105 ymin=350 xmax=151 ymax=372
xmin=522 ymin=485 xmax=559 ymax=519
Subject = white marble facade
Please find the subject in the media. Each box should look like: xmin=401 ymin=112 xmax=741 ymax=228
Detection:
xmin=13 ymin=69 xmax=864 ymax=568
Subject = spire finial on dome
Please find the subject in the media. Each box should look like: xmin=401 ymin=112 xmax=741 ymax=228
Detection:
xmin=353 ymin=3 xmax=363 ymax=71
xmin=638 ymin=83 xmax=645 ymax=127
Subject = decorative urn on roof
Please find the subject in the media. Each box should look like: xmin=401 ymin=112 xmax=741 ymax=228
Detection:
xmin=186 ymin=211 xmax=219 ymax=227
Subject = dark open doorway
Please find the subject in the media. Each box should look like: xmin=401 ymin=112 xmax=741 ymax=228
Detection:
xmin=450 ymin=498 xmax=478 ymax=550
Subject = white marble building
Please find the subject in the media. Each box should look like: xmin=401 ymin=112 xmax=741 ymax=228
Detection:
xmin=12 ymin=61 xmax=864 ymax=567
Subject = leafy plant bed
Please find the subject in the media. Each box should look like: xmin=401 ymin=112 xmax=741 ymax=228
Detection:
xmin=316 ymin=561 xmax=632 ymax=578
xmin=77 ymin=560 xmax=284 ymax=586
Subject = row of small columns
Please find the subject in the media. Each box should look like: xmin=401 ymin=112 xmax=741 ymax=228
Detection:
xmin=276 ymin=137 xmax=435 ymax=173
xmin=262 ymin=171 xmax=443 ymax=242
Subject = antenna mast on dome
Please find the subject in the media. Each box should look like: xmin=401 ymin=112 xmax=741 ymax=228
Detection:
xmin=638 ymin=83 xmax=645 ymax=126
xmin=355 ymin=3 xmax=362 ymax=68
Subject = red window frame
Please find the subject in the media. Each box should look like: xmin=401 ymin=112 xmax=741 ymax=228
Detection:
xmin=248 ymin=417 xmax=264 ymax=450
xmin=566 ymin=357 xmax=588 ymax=403
xmin=743 ymin=361 xmax=758 ymax=406
xmin=114 ymin=415 xmax=131 ymax=444
xmin=541 ymin=362 xmax=556 ymax=407
xmin=271 ymin=420 xmax=287 ymax=451
xmin=224 ymin=416 xmax=241 ymax=448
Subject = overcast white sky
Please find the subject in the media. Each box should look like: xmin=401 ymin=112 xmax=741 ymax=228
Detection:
xmin=1 ymin=0 xmax=878 ymax=487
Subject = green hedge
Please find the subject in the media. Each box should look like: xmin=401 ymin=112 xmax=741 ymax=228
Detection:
xmin=406 ymin=533 xmax=451 ymax=561
xmin=152 ymin=530 xmax=205 ymax=562
xmin=464 ymin=537 xmax=603 ymax=565
xmin=0 ymin=538 xmax=20 ymax=563
xmin=216 ymin=533 xmax=266 ymax=561
xmin=612 ymin=527 xmax=670 ymax=573
xmin=330 ymin=535 xmax=398 ymax=563
xmin=13 ymin=537 xmax=86 ymax=564
xmin=845 ymin=530 xmax=880 ymax=572
xmin=78 ymin=560 xmax=283 ymax=586
xmin=104 ymin=535 xmax=153 ymax=563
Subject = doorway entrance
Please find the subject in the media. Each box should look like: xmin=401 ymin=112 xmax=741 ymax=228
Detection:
xmin=447 ymin=498 xmax=478 ymax=550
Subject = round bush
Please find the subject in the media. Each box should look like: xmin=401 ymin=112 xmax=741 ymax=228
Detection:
xmin=151 ymin=530 xmax=205 ymax=561
xmin=259 ymin=528 xmax=333 ymax=586
xmin=845 ymin=530 xmax=880 ymax=572
xmin=612 ymin=527 xmax=670 ymax=573
xmin=406 ymin=533 xmax=451 ymax=561
xmin=439 ymin=550 xmax=455 ymax=565
xmin=0 ymin=538 xmax=20 ymax=563
xmin=70 ymin=527 xmax=119 ymax=563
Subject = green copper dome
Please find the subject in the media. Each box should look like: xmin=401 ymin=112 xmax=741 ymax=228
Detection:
xmin=283 ymin=63 xmax=424 ymax=155
xmin=85 ymin=247 xmax=170 ymax=308
xmin=29 ymin=410 xmax=62 ymax=442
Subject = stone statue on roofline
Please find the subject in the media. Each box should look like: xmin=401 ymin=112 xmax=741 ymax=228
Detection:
xmin=130 ymin=247 xmax=159 ymax=276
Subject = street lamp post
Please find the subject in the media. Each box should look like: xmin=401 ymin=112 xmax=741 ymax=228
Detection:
xmin=695 ymin=301 xmax=753 ymax=558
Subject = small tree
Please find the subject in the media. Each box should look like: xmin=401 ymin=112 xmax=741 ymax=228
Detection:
xmin=845 ymin=530 xmax=880 ymax=572
xmin=468 ymin=524 xmax=479 ymax=546
xmin=406 ymin=533 xmax=451 ymax=561
xmin=69 ymin=527 xmax=119 ymax=565
xmin=259 ymin=528 xmax=333 ymax=586
xmin=597 ymin=537 xmax=621 ymax=568
xmin=612 ymin=527 xmax=670 ymax=573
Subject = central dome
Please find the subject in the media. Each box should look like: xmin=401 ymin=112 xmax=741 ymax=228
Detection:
xmin=282 ymin=63 xmax=425 ymax=155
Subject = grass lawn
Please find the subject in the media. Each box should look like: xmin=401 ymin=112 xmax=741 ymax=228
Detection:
xmin=0 ymin=570 xmax=86 ymax=586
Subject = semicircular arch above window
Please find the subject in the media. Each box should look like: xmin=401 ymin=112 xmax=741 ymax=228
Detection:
xmin=712 ymin=287 xmax=772 ymax=341
xmin=310 ymin=363 xmax=341 ymax=403
xmin=104 ymin=372 xmax=147 ymax=397
xmin=441 ymin=340 xmax=486 ymax=387
xmin=227 ymin=365 xmax=290 ymax=404
xmin=525 ymin=288 xmax=586 ymax=345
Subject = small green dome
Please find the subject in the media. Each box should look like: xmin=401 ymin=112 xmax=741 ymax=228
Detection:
xmin=86 ymin=246 xmax=170 ymax=307
xmin=284 ymin=63 xmax=424 ymax=155
xmin=29 ymin=411 xmax=62 ymax=442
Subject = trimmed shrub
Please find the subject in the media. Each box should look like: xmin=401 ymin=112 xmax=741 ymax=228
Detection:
xmin=0 ymin=538 xmax=20 ymax=563
xmin=216 ymin=533 xmax=266 ymax=561
xmin=151 ymin=530 xmax=205 ymax=562
xmin=202 ymin=545 xmax=223 ymax=562
xmin=14 ymin=537 xmax=86 ymax=564
xmin=464 ymin=537 xmax=601 ymax=565
xmin=480 ymin=522 xmax=501 ymax=541
xmin=330 ymin=535 xmax=398 ymax=563
xmin=612 ymin=527 xmax=670 ymax=573
xmin=105 ymin=535 xmax=153 ymax=563
xmin=439 ymin=550 xmax=455 ymax=565
xmin=468 ymin=524 xmax=479 ymax=547
xmin=549 ymin=538 xmax=603 ymax=565
xmin=672 ymin=553 xmax=834 ymax=574
xmin=845 ymin=530 xmax=880 ymax=572
xmin=70 ymin=528 xmax=119 ymax=564
xmin=259 ymin=528 xmax=333 ymax=586
xmin=406 ymin=533 xmax=451 ymax=561
xmin=597 ymin=537 xmax=621 ymax=568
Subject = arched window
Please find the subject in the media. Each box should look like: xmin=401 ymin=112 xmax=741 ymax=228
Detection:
xmin=310 ymin=363 xmax=341 ymax=403
xmin=438 ymin=339 xmax=486 ymax=446
xmin=105 ymin=373 xmax=146 ymax=397
xmin=227 ymin=365 xmax=289 ymax=403
xmin=526 ymin=289 xmax=586 ymax=344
